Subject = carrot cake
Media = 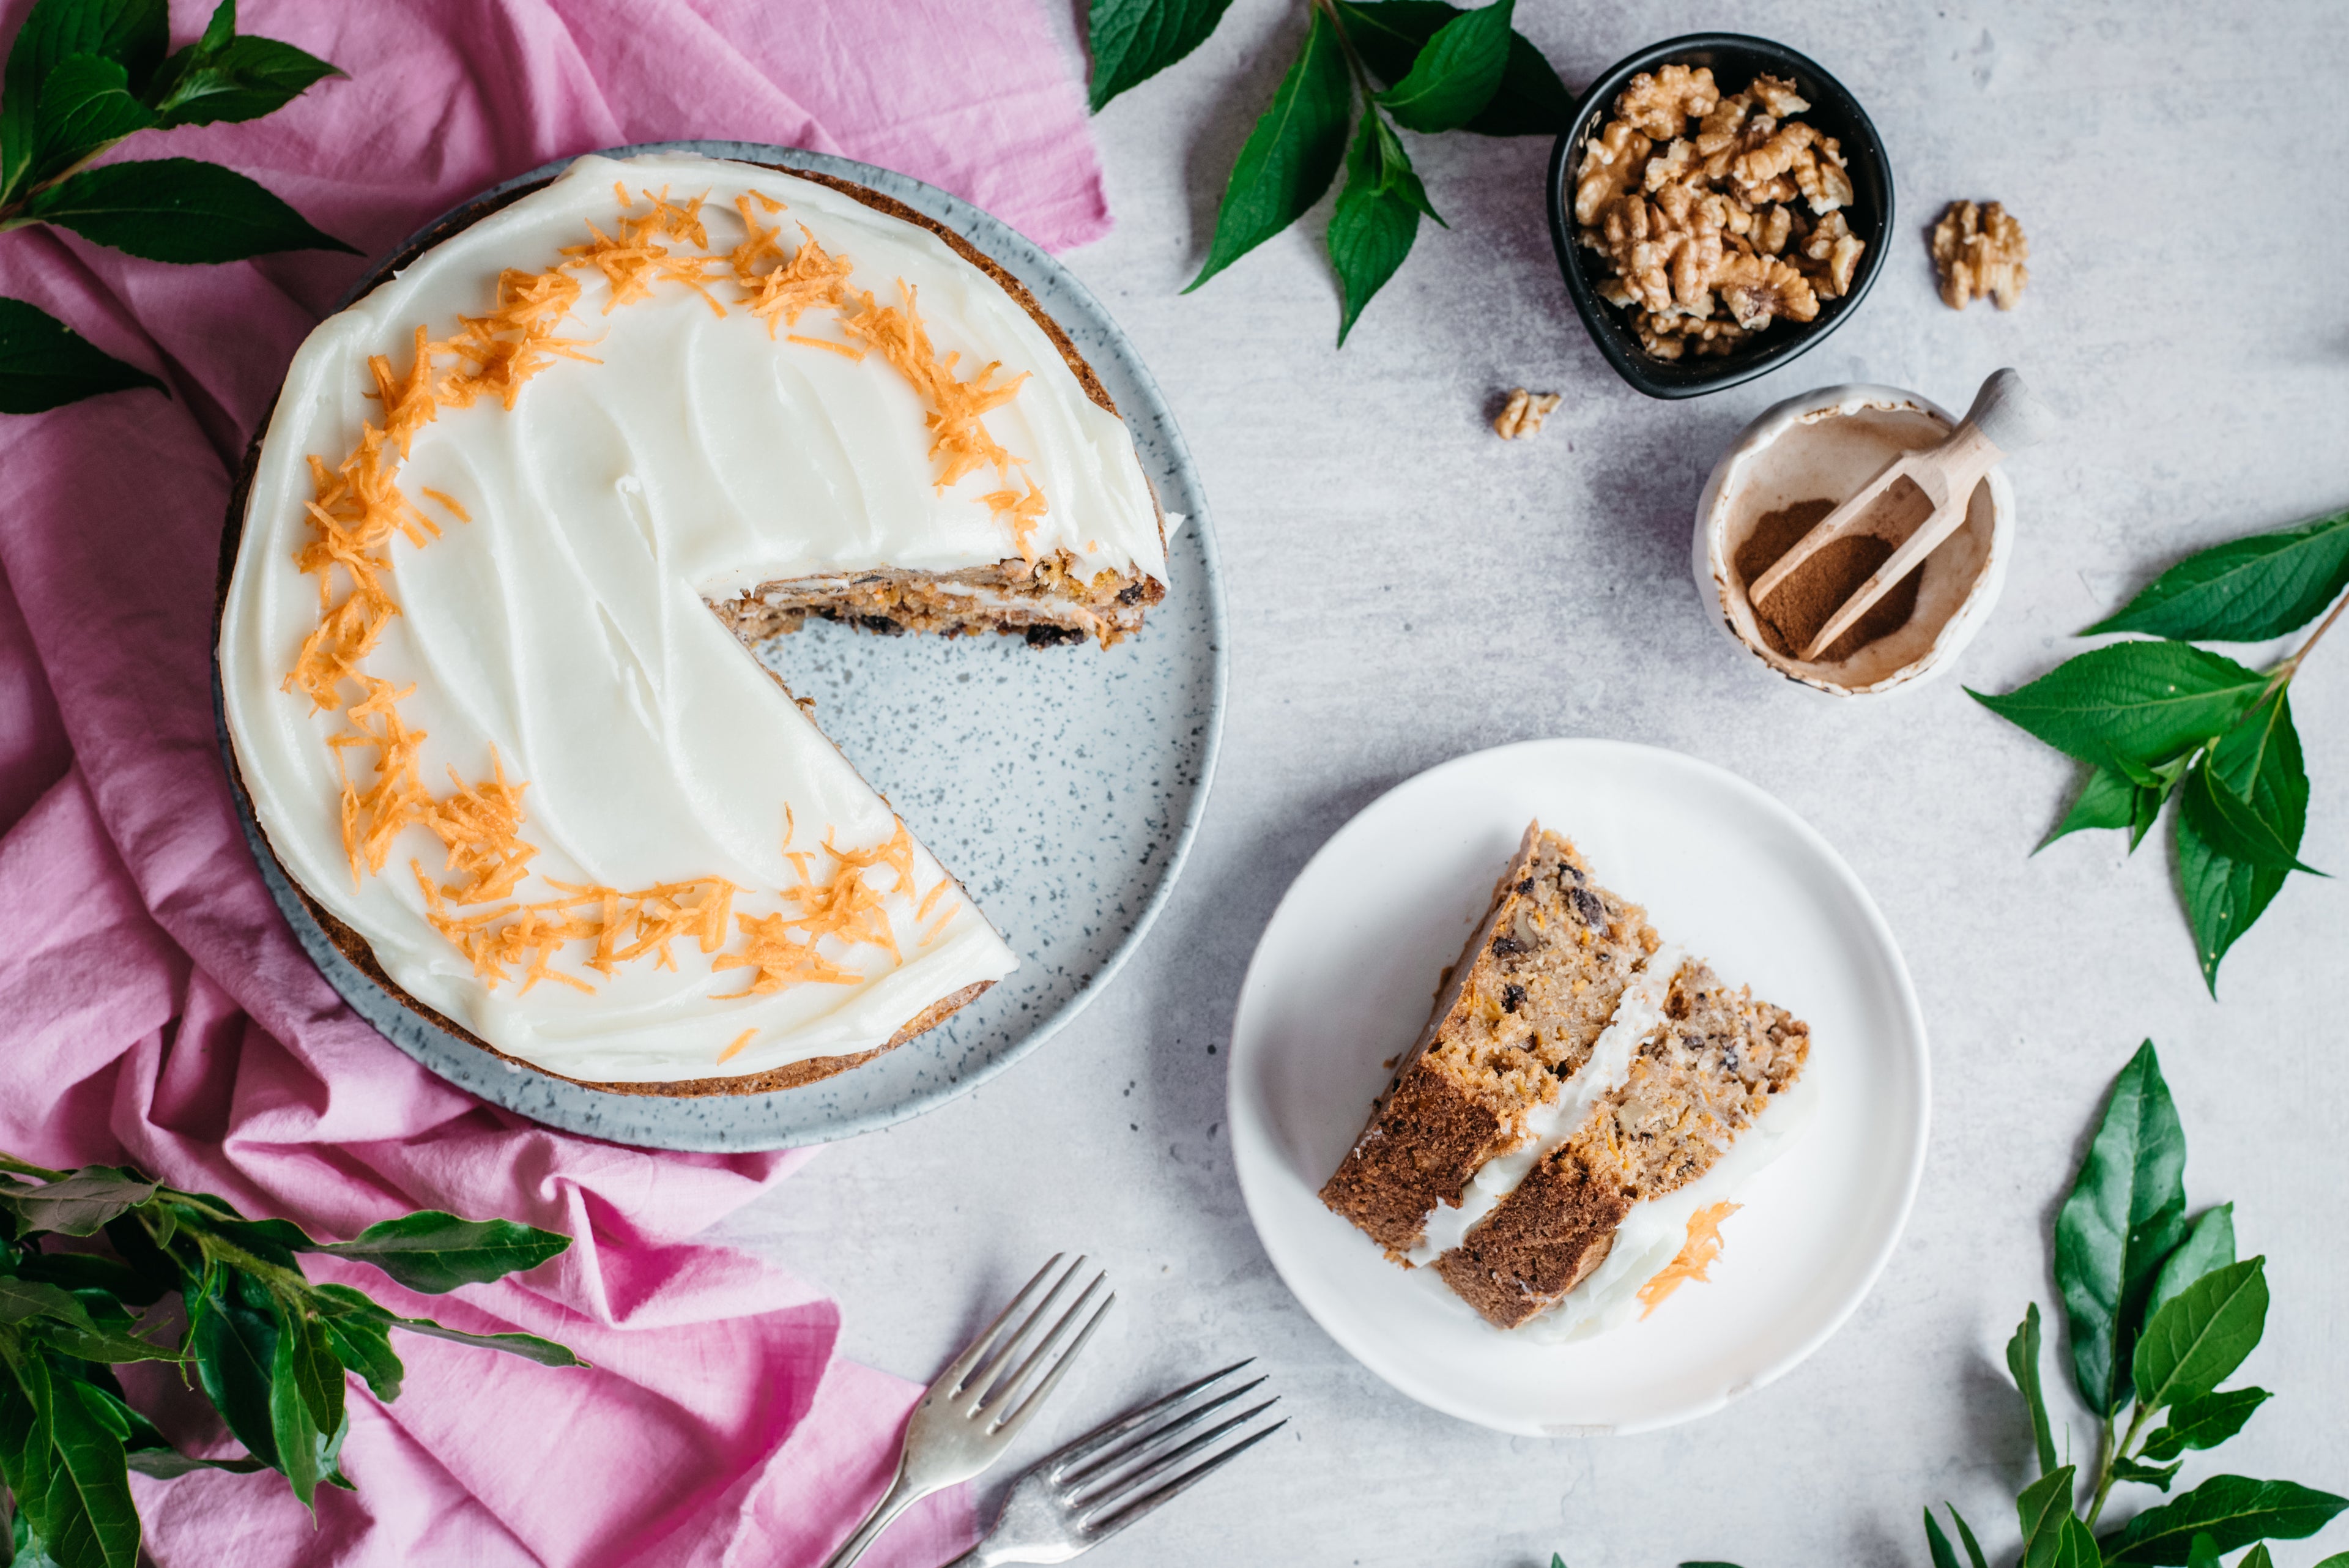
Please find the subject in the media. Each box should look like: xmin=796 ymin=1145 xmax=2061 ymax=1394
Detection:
xmin=215 ymin=152 xmax=1170 ymax=1091
xmin=1319 ymin=823 xmax=1811 ymax=1332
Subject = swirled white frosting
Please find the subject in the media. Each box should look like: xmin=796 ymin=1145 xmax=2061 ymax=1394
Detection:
xmin=218 ymin=153 xmax=1166 ymax=1083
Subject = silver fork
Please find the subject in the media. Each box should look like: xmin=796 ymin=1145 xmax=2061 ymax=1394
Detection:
xmin=944 ymin=1360 xmax=1285 ymax=1566
xmin=818 ymin=1255 xmax=1113 ymax=1568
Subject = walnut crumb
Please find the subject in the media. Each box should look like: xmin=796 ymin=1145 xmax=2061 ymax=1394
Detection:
xmin=1930 ymin=199 xmax=2028 ymax=310
xmin=1493 ymin=387 xmax=1562 ymax=439
xmin=1572 ymin=65 xmax=1865 ymax=360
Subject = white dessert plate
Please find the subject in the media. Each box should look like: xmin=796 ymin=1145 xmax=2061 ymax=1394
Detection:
xmin=1226 ymin=738 xmax=1927 ymax=1435
xmin=218 ymin=141 xmax=1226 ymax=1151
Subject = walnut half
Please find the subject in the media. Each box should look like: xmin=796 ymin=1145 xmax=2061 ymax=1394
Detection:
xmin=1930 ymin=200 xmax=2029 ymax=310
xmin=1493 ymin=388 xmax=1562 ymax=439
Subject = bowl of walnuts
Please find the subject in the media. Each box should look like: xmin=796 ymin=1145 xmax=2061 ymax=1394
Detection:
xmin=1546 ymin=34 xmax=1893 ymax=399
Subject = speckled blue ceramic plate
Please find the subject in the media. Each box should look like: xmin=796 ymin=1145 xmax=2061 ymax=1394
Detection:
xmin=220 ymin=141 xmax=1226 ymax=1151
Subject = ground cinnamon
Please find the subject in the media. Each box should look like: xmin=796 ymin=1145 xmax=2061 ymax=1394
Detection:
xmin=1734 ymin=498 xmax=1920 ymax=662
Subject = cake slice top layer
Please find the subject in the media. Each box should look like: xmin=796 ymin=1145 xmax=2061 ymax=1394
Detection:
xmin=1318 ymin=823 xmax=1658 ymax=1252
xmin=220 ymin=154 xmax=1170 ymax=1084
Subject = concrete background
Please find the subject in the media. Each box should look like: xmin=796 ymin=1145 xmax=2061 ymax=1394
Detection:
xmin=714 ymin=4 xmax=2349 ymax=1562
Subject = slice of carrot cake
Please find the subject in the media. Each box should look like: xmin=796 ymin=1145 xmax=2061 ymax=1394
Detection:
xmin=1320 ymin=823 xmax=1813 ymax=1333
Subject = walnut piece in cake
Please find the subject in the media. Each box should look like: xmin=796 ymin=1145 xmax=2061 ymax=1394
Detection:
xmin=1572 ymin=65 xmax=1866 ymax=360
xmin=1492 ymin=388 xmax=1562 ymax=440
xmin=1930 ymin=199 xmax=2029 ymax=310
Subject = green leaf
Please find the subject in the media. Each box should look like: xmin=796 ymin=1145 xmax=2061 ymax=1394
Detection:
xmin=2177 ymin=807 xmax=2282 ymax=998
xmin=2017 ymin=1465 xmax=2077 ymax=1568
xmin=0 ymin=1172 xmax=156 ymax=1238
xmin=2149 ymin=1205 xmax=2236 ymax=1324
xmin=1184 ymin=7 xmax=1352 ymax=294
xmin=1372 ymin=0 xmax=1512 ymax=132
xmin=9 ymin=1254 xmax=151 ymax=1309
xmin=0 ymin=0 xmax=168 ymax=199
xmin=310 ymin=1282 xmax=584 ymax=1371
xmin=2237 ymin=1548 xmax=2276 ymax=1568
xmin=1969 ymin=643 xmax=2267 ymax=776
xmin=316 ymin=1210 xmax=570 ymax=1293
xmin=148 ymin=1 xmax=340 ymax=130
xmin=1948 ymin=1505 xmax=1990 ymax=1568
xmin=2185 ymin=1533 xmax=2223 ymax=1568
xmin=2054 ymin=1041 xmax=2188 ymax=1414
xmin=313 ymin=1302 xmax=403 ymax=1403
xmin=1325 ymin=111 xmax=1436 ymax=344
xmin=2144 ymin=1387 xmax=2272 ymax=1460
xmin=2006 ymin=1302 xmax=2061 ymax=1477
xmin=267 ymin=1309 xmax=326 ymax=1507
xmin=2178 ymin=689 xmax=2308 ymax=994
xmin=2040 ymin=765 xmax=2138 ymax=849
xmin=381 ymin=1315 xmax=583 ymax=1370
xmin=1334 ymin=0 xmax=1572 ymax=135
xmin=2087 ymin=508 xmax=2349 ymax=642
xmin=1924 ymin=1507 xmax=1962 ymax=1568
xmin=2052 ymin=1516 xmax=2100 ymax=1568
xmin=26 ymin=54 xmax=152 ymax=186
xmin=121 ymin=1447 xmax=265 ymax=1478
xmin=187 ymin=1267 xmax=281 ymax=1469
xmin=23 ymin=157 xmax=355 ymax=262
xmin=2116 ymin=1454 xmax=2185 ymax=1492
xmin=40 ymin=1322 xmax=179 ymax=1367
xmin=2133 ymin=1258 xmax=2268 ymax=1415
xmin=2182 ymin=756 xmax=2321 ymax=875
xmin=0 ymin=295 xmax=175 ymax=412
xmin=2101 ymin=1476 xmax=2349 ymax=1564
xmin=36 ymin=1381 xmax=138 ymax=1568
xmin=0 ymin=1281 xmax=97 ymax=1335
xmin=1085 ymin=0 xmax=1234 ymax=113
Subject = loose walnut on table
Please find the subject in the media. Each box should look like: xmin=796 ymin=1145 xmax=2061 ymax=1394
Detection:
xmin=1930 ymin=199 xmax=2029 ymax=310
xmin=1572 ymin=65 xmax=1866 ymax=360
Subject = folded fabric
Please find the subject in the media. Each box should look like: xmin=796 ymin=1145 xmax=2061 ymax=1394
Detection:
xmin=0 ymin=1 xmax=1108 ymax=1562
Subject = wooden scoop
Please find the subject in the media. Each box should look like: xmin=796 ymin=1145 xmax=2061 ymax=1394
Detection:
xmin=1747 ymin=368 xmax=2057 ymax=661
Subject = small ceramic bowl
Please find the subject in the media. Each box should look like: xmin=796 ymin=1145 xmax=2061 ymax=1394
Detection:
xmin=1691 ymin=384 xmax=2014 ymax=699
xmin=1546 ymin=33 xmax=1893 ymax=400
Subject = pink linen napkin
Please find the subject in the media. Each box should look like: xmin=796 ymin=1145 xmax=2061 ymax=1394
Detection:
xmin=0 ymin=1 xmax=1109 ymax=1563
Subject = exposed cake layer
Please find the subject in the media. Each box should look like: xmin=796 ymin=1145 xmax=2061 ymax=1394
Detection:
xmin=217 ymin=152 xmax=1173 ymax=1085
xmin=1318 ymin=824 xmax=1658 ymax=1253
xmin=1433 ymin=959 xmax=1810 ymax=1328
xmin=714 ymin=554 xmax=1163 ymax=649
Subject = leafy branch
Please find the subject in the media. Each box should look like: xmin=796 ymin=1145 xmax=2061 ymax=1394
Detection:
xmin=1970 ymin=507 xmax=2348 ymax=994
xmin=1086 ymin=0 xmax=1573 ymax=342
xmin=0 ymin=1153 xmax=580 ymax=1568
xmin=0 ymin=0 xmax=352 ymax=415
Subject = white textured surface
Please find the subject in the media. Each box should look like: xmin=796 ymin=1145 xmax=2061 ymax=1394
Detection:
xmin=712 ymin=3 xmax=2349 ymax=1562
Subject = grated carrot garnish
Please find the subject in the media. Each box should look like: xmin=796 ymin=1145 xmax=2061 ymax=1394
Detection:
xmin=786 ymin=333 xmax=865 ymax=361
xmin=717 ymin=1028 xmax=757 ymax=1065
xmin=1635 ymin=1201 xmax=1743 ymax=1319
xmin=418 ymin=486 xmax=471 ymax=523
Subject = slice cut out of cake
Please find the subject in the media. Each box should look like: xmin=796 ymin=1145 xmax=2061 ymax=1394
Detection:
xmin=1319 ymin=822 xmax=1812 ymax=1332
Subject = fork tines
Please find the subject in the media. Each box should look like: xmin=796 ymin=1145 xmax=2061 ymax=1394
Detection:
xmin=1048 ymin=1359 xmax=1285 ymax=1536
xmin=942 ymin=1253 xmax=1114 ymax=1439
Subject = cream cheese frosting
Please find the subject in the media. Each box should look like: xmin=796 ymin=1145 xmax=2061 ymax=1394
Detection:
xmin=218 ymin=152 xmax=1167 ymax=1083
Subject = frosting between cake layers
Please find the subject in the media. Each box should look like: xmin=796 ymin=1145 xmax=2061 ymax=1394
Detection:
xmin=1405 ymin=946 xmax=1688 ymax=1266
xmin=219 ymin=153 xmax=1167 ymax=1083
xmin=1516 ymin=1062 xmax=1819 ymax=1342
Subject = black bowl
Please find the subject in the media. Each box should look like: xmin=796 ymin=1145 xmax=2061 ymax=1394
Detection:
xmin=1546 ymin=32 xmax=1893 ymax=399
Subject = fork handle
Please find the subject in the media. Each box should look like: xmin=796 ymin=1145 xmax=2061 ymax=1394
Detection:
xmin=817 ymin=1470 xmax=932 ymax=1568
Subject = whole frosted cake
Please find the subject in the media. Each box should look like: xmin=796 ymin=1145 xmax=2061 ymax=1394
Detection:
xmin=1321 ymin=823 xmax=1813 ymax=1334
xmin=217 ymin=152 xmax=1169 ymax=1092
